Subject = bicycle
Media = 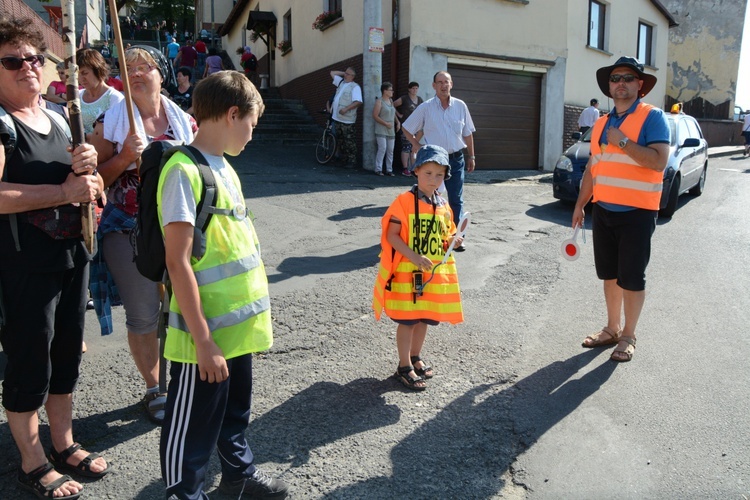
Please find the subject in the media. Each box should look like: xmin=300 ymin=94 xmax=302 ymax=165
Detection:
xmin=315 ymin=111 xmax=337 ymax=164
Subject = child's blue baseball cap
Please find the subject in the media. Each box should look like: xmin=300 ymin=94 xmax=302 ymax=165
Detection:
xmin=411 ymin=144 xmax=452 ymax=180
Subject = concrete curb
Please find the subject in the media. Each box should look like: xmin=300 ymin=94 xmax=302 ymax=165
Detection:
xmin=708 ymin=146 xmax=743 ymax=158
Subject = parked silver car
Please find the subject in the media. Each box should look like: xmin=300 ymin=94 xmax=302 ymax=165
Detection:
xmin=553 ymin=105 xmax=708 ymax=218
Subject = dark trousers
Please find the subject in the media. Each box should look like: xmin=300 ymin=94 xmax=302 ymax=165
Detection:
xmin=444 ymin=153 xmax=466 ymax=225
xmin=1 ymin=264 xmax=87 ymax=412
xmin=161 ymin=354 xmax=256 ymax=500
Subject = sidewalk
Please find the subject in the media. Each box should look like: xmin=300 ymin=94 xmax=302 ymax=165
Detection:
xmin=707 ymin=144 xmax=744 ymax=158
xmin=242 ymin=143 xmax=740 ymax=185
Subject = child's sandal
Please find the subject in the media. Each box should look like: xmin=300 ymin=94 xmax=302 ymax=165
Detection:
xmin=410 ymin=355 xmax=434 ymax=379
xmin=394 ymin=365 xmax=426 ymax=391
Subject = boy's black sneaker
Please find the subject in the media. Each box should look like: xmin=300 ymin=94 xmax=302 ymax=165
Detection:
xmin=219 ymin=469 xmax=290 ymax=498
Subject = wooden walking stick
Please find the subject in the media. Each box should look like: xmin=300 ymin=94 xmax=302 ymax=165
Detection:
xmin=60 ymin=0 xmax=96 ymax=254
xmin=107 ymin=0 xmax=139 ymax=171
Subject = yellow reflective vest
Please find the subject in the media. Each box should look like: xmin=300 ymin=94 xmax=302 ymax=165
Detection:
xmin=372 ymin=189 xmax=463 ymax=324
xmin=590 ymin=102 xmax=663 ymax=210
xmin=157 ymin=151 xmax=273 ymax=363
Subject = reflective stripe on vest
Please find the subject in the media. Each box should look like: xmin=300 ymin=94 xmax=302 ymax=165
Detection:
xmin=193 ymin=252 xmax=262 ymax=286
xmin=372 ymin=191 xmax=463 ymax=324
xmin=157 ymin=152 xmax=273 ymax=363
xmin=169 ymin=295 xmax=270 ymax=332
xmin=590 ymin=102 xmax=663 ymax=210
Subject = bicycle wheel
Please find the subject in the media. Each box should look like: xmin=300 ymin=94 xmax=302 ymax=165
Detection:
xmin=315 ymin=130 xmax=337 ymax=164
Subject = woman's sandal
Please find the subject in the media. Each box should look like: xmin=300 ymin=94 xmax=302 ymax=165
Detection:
xmin=582 ymin=326 xmax=621 ymax=348
xmin=394 ymin=365 xmax=426 ymax=391
xmin=410 ymin=355 xmax=434 ymax=379
xmin=142 ymin=391 xmax=168 ymax=424
xmin=49 ymin=443 xmax=110 ymax=479
xmin=610 ymin=336 xmax=636 ymax=362
xmin=17 ymin=462 xmax=81 ymax=499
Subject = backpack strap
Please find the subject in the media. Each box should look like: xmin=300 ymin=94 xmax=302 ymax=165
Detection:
xmin=163 ymin=145 xmax=218 ymax=259
xmin=42 ymin=106 xmax=72 ymax=142
xmin=0 ymin=105 xmax=16 ymax=161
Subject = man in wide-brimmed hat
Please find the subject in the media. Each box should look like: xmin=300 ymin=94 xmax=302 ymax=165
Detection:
xmin=571 ymin=56 xmax=670 ymax=363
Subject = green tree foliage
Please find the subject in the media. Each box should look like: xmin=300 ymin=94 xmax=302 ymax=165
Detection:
xmin=140 ymin=0 xmax=194 ymax=29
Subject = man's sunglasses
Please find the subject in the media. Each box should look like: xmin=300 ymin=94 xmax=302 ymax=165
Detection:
xmin=0 ymin=54 xmax=46 ymax=70
xmin=609 ymin=74 xmax=638 ymax=83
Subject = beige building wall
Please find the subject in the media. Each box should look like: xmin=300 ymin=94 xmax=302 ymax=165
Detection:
xmin=197 ymin=0 xmax=235 ymax=38
xmin=564 ymin=0 xmax=671 ymax=112
xmin=84 ymin=0 xmax=105 ymax=44
xmin=405 ymin=0 xmax=566 ymax=97
xmin=404 ymin=0 xmax=568 ymax=171
xmin=229 ymin=0 xmax=397 ymax=85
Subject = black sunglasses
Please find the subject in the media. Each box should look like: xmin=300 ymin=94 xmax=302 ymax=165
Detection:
xmin=0 ymin=54 xmax=46 ymax=71
xmin=609 ymin=74 xmax=638 ymax=83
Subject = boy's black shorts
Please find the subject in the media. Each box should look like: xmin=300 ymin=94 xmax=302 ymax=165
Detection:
xmin=592 ymin=204 xmax=657 ymax=292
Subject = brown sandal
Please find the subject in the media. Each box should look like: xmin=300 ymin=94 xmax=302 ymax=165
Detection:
xmin=610 ymin=336 xmax=636 ymax=362
xmin=582 ymin=326 xmax=621 ymax=348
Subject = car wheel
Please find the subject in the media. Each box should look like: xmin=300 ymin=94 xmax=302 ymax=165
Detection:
xmin=660 ymin=174 xmax=680 ymax=218
xmin=689 ymin=165 xmax=706 ymax=196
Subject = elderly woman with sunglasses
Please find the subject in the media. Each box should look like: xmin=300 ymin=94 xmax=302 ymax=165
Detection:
xmin=89 ymin=46 xmax=196 ymax=425
xmin=0 ymin=16 xmax=107 ymax=500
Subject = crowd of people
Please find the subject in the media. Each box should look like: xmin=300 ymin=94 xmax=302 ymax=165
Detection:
xmin=0 ymin=8 xmax=669 ymax=498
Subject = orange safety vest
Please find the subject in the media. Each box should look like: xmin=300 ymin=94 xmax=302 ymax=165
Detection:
xmin=590 ymin=102 xmax=663 ymax=210
xmin=372 ymin=190 xmax=463 ymax=324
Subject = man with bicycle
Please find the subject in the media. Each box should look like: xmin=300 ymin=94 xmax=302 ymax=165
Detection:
xmin=330 ymin=68 xmax=362 ymax=169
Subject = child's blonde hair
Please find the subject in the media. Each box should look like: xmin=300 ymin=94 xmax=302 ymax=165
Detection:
xmin=192 ymin=71 xmax=265 ymax=125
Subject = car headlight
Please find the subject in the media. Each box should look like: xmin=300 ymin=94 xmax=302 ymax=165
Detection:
xmin=555 ymin=155 xmax=573 ymax=172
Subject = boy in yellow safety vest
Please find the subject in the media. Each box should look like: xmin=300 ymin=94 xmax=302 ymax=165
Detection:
xmin=157 ymin=71 xmax=289 ymax=499
xmin=373 ymin=144 xmax=464 ymax=391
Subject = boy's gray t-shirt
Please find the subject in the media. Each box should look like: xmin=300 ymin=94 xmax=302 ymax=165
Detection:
xmin=160 ymin=150 xmax=244 ymax=227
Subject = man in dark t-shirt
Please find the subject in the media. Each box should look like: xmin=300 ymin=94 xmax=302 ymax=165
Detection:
xmin=175 ymin=40 xmax=197 ymax=73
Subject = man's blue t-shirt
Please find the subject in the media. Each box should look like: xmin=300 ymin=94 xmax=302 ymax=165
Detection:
xmin=167 ymin=41 xmax=180 ymax=60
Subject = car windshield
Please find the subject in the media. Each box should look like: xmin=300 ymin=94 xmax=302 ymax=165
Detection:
xmin=667 ymin=116 xmax=677 ymax=147
xmin=581 ymin=127 xmax=593 ymax=142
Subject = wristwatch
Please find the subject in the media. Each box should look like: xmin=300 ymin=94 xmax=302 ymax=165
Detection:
xmin=618 ymin=137 xmax=630 ymax=149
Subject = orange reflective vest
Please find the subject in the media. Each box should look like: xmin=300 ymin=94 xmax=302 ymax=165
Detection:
xmin=372 ymin=190 xmax=463 ymax=324
xmin=590 ymin=102 xmax=663 ymax=210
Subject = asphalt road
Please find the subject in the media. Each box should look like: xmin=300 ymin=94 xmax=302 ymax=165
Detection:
xmin=1 ymin=146 xmax=748 ymax=499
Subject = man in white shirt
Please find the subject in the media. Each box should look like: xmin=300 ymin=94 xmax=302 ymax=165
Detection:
xmin=578 ymin=98 xmax=599 ymax=133
xmin=402 ymin=71 xmax=476 ymax=251
xmin=330 ymin=67 xmax=363 ymax=168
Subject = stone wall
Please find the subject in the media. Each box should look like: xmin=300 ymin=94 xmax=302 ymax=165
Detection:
xmin=697 ymin=120 xmax=744 ymax=147
xmin=664 ymin=0 xmax=748 ymax=119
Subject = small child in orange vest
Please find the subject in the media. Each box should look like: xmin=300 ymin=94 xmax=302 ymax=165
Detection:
xmin=372 ymin=145 xmax=464 ymax=391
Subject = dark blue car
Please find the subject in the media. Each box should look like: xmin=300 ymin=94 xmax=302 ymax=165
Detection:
xmin=552 ymin=107 xmax=708 ymax=218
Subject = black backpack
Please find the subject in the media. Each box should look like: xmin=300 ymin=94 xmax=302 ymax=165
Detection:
xmin=133 ymin=142 xmax=217 ymax=282
xmin=246 ymin=54 xmax=257 ymax=71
